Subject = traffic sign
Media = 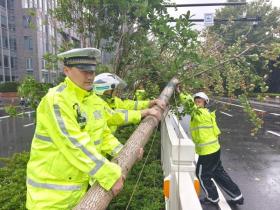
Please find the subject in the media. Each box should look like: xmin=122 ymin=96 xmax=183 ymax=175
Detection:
xmin=204 ymin=13 xmax=214 ymax=26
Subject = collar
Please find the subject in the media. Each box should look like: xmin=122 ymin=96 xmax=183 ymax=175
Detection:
xmin=65 ymin=77 xmax=93 ymax=101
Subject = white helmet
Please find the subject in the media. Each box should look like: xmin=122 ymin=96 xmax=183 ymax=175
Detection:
xmin=193 ymin=92 xmax=209 ymax=104
xmin=93 ymin=73 xmax=127 ymax=95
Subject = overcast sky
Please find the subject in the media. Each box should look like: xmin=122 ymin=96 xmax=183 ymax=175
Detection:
xmin=167 ymin=0 xmax=280 ymax=30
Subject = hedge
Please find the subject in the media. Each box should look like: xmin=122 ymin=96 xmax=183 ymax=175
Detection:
xmin=0 ymin=82 xmax=19 ymax=93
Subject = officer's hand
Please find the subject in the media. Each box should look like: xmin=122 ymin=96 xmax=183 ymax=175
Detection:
xmin=149 ymin=99 xmax=166 ymax=110
xmin=112 ymin=175 xmax=125 ymax=196
xmin=137 ymin=147 xmax=144 ymax=161
xmin=147 ymin=107 xmax=162 ymax=121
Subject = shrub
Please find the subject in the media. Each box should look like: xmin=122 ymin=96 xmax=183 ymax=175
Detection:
xmin=4 ymin=105 xmax=17 ymax=116
xmin=0 ymin=152 xmax=29 ymax=210
xmin=0 ymin=82 xmax=19 ymax=93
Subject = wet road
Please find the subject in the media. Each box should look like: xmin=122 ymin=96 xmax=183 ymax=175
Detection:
xmin=0 ymin=111 xmax=35 ymax=157
xmin=180 ymin=100 xmax=280 ymax=210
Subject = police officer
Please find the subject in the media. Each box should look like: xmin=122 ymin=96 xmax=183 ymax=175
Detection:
xmin=93 ymin=73 xmax=164 ymax=133
xmin=94 ymin=73 xmax=165 ymax=110
xmin=177 ymin=88 xmax=244 ymax=206
xmin=26 ymin=48 xmax=124 ymax=209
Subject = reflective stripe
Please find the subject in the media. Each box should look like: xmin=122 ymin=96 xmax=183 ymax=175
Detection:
xmin=134 ymin=101 xmax=138 ymax=110
xmin=93 ymin=110 xmax=102 ymax=120
xmin=105 ymin=107 xmax=114 ymax=115
xmin=198 ymin=164 xmax=209 ymax=198
xmin=116 ymin=110 xmax=128 ymax=123
xmin=196 ymin=139 xmax=218 ymax=147
xmin=232 ymin=194 xmax=243 ymax=201
xmin=53 ymin=104 xmax=105 ymax=176
xmin=56 ymin=84 xmax=66 ymax=93
xmin=35 ymin=134 xmax=52 ymax=142
xmin=190 ymin=125 xmax=213 ymax=131
xmin=198 ymin=165 xmax=219 ymax=203
xmin=110 ymin=144 xmax=123 ymax=156
xmin=218 ymin=180 xmax=242 ymax=199
xmin=94 ymin=139 xmax=101 ymax=145
xmin=27 ymin=178 xmax=82 ymax=191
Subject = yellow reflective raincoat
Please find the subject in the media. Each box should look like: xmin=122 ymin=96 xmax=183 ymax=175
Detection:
xmin=101 ymin=96 xmax=150 ymax=132
xmin=26 ymin=77 xmax=122 ymax=209
xmin=102 ymin=101 xmax=142 ymax=133
xmin=106 ymin=96 xmax=150 ymax=110
xmin=180 ymin=93 xmax=221 ymax=155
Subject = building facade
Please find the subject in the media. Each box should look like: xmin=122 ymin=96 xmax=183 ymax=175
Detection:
xmin=0 ymin=0 xmax=80 ymax=83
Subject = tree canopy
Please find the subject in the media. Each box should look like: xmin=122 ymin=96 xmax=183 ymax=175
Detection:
xmin=20 ymin=0 xmax=280 ymax=133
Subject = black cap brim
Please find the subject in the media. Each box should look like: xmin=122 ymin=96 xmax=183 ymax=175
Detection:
xmin=69 ymin=64 xmax=96 ymax=71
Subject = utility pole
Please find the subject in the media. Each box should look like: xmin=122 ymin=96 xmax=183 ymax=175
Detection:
xmin=74 ymin=77 xmax=180 ymax=210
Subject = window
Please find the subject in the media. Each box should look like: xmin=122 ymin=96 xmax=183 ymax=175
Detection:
xmin=1 ymin=15 xmax=7 ymax=28
xmin=3 ymin=36 xmax=8 ymax=48
xmin=26 ymin=58 xmax=33 ymax=70
xmin=0 ymin=0 xmax=6 ymax=8
xmin=22 ymin=16 xmax=32 ymax=28
xmin=4 ymin=56 xmax=9 ymax=67
xmin=9 ymin=24 xmax=16 ymax=32
xmin=7 ymin=0 xmax=14 ymax=10
xmin=10 ymin=38 xmax=16 ymax=50
xmin=27 ymin=70 xmax=33 ymax=75
xmin=11 ymin=57 xmax=17 ymax=69
xmin=9 ymin=16 xmax=15 ymax=21
xmin=42 ymin=72 xmax=49 ymax=83
xmin=24 ymin=36 xmax=33 ymax=50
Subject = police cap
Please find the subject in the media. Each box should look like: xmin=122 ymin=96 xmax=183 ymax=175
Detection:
xmin=58 ymin=48 xmax=101 ymax=71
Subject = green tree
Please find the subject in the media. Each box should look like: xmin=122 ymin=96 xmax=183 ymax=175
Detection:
xmin=53 ymin=0 xmax=166 ymax=74
xmin=212 ymin=0 xmax=280 ymax=46
xmin=17 ymin=76 xmax=53 ymax=110
xmin=209 ymin=0 xmax=280 ymax=91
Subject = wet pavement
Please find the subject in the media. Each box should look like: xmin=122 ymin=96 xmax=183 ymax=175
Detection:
xmin=180 ymin=100 xmax=280 ymax=210
xmin=0 ymin=111 xmax=35 ymax=157
xmin=216 ymin=103 xmax=280 ymax=210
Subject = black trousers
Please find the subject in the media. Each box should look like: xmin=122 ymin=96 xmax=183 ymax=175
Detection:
xmin=196 ymin=149 xmax=242 ymax=202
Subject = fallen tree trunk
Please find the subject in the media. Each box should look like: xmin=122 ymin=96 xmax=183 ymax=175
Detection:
xmin=74 ymin=77 xmax=179 ymax=210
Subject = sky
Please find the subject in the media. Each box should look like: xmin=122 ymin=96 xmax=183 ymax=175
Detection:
xmin=167 ymin=0 xmax=280 ymax=30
